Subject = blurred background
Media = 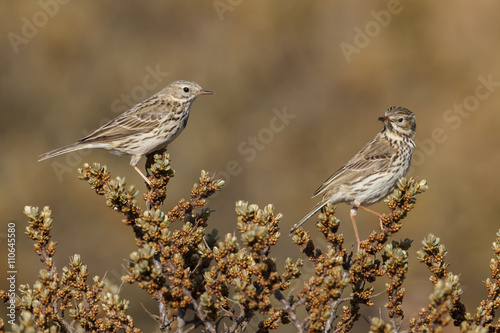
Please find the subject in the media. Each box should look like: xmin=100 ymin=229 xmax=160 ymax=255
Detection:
xmin=1 ymin=1 xmax=500 ymax=331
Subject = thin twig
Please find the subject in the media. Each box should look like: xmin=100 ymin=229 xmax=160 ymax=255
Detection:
xmin=275 ymin=290 xmax=305 ymax=333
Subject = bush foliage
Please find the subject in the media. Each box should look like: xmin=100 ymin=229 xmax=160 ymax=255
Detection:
xmin=2 ymin=153 xmax=500 ymax=332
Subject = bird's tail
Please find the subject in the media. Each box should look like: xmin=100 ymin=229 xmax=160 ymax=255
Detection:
xmin=38 ymin=142 xmax=88 ymax=162
xmin=290 ymin=200 xmax=328 ymax=236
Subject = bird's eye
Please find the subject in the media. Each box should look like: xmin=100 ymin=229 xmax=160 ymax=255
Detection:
xmin=183 ymin=87 xmax=190 ymax=93
xmin=398 ymin=118 xmax=404 ymax=123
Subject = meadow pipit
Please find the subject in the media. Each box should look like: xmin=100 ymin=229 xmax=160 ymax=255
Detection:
xmin=39 ymin=80 xmax=214 ymax=185
xmin=290 ymin=106 xmax=416 ymax=248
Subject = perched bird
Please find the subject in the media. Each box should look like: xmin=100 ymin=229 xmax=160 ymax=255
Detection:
xmin=39 ymin=80 xmax=214 ymax=185
xmin=290 ymin=106 xmax=416 ymax=247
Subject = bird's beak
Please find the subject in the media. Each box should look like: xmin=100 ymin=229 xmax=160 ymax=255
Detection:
xmin=378 ymin=116 xmax=389 ymax=123
xmin=196 ymin=90 xmax=215 ymax=96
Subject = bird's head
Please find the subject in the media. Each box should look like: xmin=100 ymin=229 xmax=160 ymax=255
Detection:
xmin=378 ymin=106 xmax=416 ymax=139
xmin=163 ymin=80 xmax=214 ymax=102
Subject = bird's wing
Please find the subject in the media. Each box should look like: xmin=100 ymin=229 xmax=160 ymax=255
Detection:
xmin=312 ymin=134 xmax=394 ymax=198
xmin=78 ymin=96 xmax=167 ymax=144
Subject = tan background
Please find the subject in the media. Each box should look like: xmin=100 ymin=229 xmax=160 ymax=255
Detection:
xmin=1 ymin=1 xmax=500 ymax=332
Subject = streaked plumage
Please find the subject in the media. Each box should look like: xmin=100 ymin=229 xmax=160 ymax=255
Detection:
xmin=39 ymin=80 xmax=214 ymax=185
xmin=290 ymin=106 xmax=416 ymax=247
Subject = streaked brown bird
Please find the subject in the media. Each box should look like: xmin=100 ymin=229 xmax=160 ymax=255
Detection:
xmin=39 ymin=80 xmax=214 ymax=185
xmin=290 ymin=106 xmax=416 ymax=248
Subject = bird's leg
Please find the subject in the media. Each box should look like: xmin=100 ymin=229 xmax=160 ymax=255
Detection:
xmin=134 ymin=162 xmax=153 ymax=210
xmin=133 ymin=164 xmax=152 ymax=186
xmin=357 ymin=205 xmax=384 ymax=230
xmin=349 ymin=207 xmax=361 ymax=250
